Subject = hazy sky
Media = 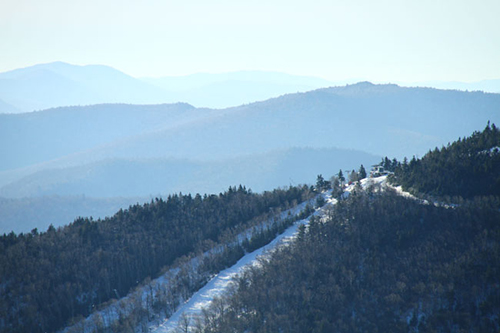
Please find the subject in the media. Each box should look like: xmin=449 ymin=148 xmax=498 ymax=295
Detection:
xmin=1 ymin=0 xmax=499 ymax=82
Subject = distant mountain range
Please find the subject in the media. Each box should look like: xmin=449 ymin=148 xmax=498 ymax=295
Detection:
xmin=0 ymin=62 xmax=172 ymax=112
xmin=1 ymin=62 xmax=499 ymax=113
xmin=0 ymin=62 xmax=335 ymax=112
xmin=3 ymin=82 xmax=500 ymax=180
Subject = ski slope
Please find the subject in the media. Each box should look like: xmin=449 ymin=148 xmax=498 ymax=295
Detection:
xmin=149 ymin=177 xmax=387 ymax=332
xmin=151 ymin=177 xmax=394 ymax=332
xmin=151 ymin=191 xmax=338 ymax=332
xmin=152 ymin=217 xmax=307 ymax=332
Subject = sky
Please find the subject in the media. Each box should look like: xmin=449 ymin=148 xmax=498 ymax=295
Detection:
xmin=1 ymin=0 xmax=499 ymax=83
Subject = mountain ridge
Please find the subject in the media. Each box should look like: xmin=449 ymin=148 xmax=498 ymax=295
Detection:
xmin=3 ymin=62 xmax=499 ymax=113
xmin=0 ymin=62 xmax=336 ymax=112
xmin=0 ymin=62 xmax=174 ymax=112
xmin=2 ymin=83 xmax=499 ymax=195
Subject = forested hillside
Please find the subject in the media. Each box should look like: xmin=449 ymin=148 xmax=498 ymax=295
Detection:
xmin=191 ymin=127 xmax=500 ymax=333
xmin=197 ymin=190 xmax=500 ymax=332
xmin=2 ymin=120 xmax=499 ymax=332
xmin=0 ymin=185 xmax=312 ymax=333
xmin=391 ymin=122 xmax=500 ymax=199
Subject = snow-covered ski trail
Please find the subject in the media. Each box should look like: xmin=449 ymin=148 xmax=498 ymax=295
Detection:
xmin=152 ymin=218 xmax=305 ymax=332
xmin=151 ymin=177 xmax=395 ymax=332
xmin=151 ymin=191 xmax=336 ymax=332
xmin=150 ymin=175 xmax=441 ymax=332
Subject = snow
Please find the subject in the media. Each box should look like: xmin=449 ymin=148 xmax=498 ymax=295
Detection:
xmin=391 ymin=184 xmax=421 ymax=200
xmin=360 ymin=175 xmax=387 ymax=189
xmin=152 ymin=216 xmax=310 ymax=332
xmin=150 ymin=191 xmax=338 ymax=332
xmin=479 ymin=146 xmax=500 ymax=156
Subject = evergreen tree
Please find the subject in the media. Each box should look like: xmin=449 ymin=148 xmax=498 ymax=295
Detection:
xmin=358 ymin=164 xmax=367 ymax=180
xmin=316 ymin=174 xmax=327 ymax=191
xmin=331 ymin=176 xmax=343 ymax=199
xmin=338 ymin=169 xmax=345 ymax=184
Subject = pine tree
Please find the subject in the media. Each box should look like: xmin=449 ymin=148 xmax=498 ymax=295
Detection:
xmin=316 ymin=174 xmax=326 ymax=191
xmin=338 ymin=170 xmax=345 ymax=183
xmin=359 ymin=164 xmax=367 ymax=180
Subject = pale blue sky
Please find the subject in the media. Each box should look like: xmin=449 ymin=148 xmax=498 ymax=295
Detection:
xmin=1 ymin=0 xmax=499 ymax=82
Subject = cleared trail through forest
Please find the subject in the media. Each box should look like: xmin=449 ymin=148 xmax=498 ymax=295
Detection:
xmin=152 ymin=215 xmax=311 ymax=332
xmin=152 ymin=176 xmax=394 ymax=332
xmin=151 ymin=192 xmax=334 ymax=332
